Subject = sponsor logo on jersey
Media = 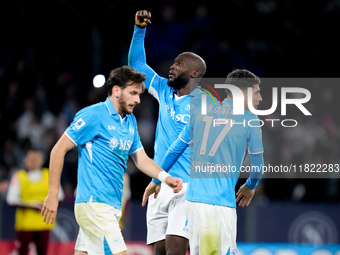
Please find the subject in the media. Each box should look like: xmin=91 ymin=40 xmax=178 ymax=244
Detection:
xmin=170 ymin=109 xmax=190 ymax=123
xmin=109 ymin=137 xmax=119 ymax=150
xmin=109 ymin=137 xmax=133 ymax=151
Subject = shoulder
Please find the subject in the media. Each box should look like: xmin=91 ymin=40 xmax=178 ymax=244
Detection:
xmin=78 ymin=102 xmax=104 ymax=114
xmin=15 ymin=170 xmax=27 ymax=181
xmin=74 ymin=102 xmax=105 ymax=121
xmin=16 ymin=169 xmax=26 ymax=176
xmin=42 ymin=168 xmax=49 ymax=174
xmin=244 ymin=111 xmax=260 ymax=121
xmin=127 ymin=113 xmax=138 ymax=125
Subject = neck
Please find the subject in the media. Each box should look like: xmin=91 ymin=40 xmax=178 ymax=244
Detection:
xmin=176 ymin=86 xmax=191 ymax=97
xmin=176 ymin=78 xmax=200 ymax=96
xmin=110 ymin=96 xmax=124 ymax=116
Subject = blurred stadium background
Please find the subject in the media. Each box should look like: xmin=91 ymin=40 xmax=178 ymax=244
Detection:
xmin=0 ymin=0 xmax=340 ymax=254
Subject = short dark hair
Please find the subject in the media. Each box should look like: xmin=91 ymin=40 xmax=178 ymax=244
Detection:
xmin=106 ymin=66 xmax=146 ymax=96
xmin=225 ymin=69 xmax=260 ymax=96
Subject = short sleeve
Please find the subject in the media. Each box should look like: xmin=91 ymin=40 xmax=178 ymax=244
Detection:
xmin=65 ymin=107 xmax=99 ymax=146
xmin=247 ymin=118 xmax=264 ymax=155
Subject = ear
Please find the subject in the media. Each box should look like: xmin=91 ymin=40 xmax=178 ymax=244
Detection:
xmin=190 ymin=70 xmax=200 ymax=78
xmin=112 ymin=85 xmax=121 ymax=97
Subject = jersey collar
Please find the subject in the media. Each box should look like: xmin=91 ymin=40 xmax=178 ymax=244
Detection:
xmin=105 ymin=97 xmax=118 ymax=116
xmin=105 ymin=97 xmax=127 ymax=121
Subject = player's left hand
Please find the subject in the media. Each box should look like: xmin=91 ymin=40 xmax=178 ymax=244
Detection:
xmin=41 ymin=193 xmax=59 ymax=225
xmin=236 ymin=183 xmax=256 ymax=207
xmin=142 ymin=181 xmax=161 ymax=207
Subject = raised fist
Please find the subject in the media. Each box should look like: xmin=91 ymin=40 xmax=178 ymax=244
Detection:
xmin=135 ymin=10 xmax=151 ymax=28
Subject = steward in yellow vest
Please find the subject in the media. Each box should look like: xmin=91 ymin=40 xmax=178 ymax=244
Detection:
xmin=7 ymin=150 xmax=64 ymax=255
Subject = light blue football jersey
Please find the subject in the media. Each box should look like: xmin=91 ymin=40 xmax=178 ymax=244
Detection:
xmin=65 ymin=97 xmax=143 ymax=210
xmin=186 ymin=97 xmax=264 ymax=207
xmin=129 ymin=25 xmax=194 ymax=183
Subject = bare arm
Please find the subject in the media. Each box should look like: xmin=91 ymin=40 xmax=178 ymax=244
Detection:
xmin=130 ymin=149 xmax=163 ymax=180
xmin=41 ymin=133 xmax=75 ymax=224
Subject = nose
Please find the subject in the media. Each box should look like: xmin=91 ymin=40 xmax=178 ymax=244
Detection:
xmin=170 ymin=63 xmax=176 ymax=70
xmin=135 ymin=95 xmax=141 ymax=104
xmin=259 ymin=94 xmax=263 ymax=102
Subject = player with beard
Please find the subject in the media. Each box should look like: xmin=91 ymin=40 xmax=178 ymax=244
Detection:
xmin=128 ymin=10 xmax=206 ymax=255
xmin=41 ymin=66 xmax=183 ymax=255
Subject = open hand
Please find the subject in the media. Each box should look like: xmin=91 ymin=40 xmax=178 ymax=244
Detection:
xmin=236 ymin=183 xmax=256 ymax=207
xmin=142 ymin=181 xmax=161 ymax=207
xmin=41 ymin=194 xmax=59 ymax=225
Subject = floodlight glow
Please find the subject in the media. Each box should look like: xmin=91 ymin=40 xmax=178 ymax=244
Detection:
xmin=93 ymin=74 xmax=106 ymax=88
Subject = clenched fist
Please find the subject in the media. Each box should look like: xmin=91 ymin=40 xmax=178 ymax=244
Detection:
xmin=135 ymin=10 xmax=151 ymax=28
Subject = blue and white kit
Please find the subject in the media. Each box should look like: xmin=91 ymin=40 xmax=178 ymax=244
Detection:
xmin=159 ymin=96 xmax=264 ymax=254
xmin=65 ymin=97 xmax=143 ymax=254
xmin=128 ymin=25 xmax=197 ymax=244
xmin=65 ymin=97 xmax=143 ymax=210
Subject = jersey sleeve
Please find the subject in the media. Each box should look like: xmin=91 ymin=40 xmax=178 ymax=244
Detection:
xmin=129 ymin=117 xmax=143 ymax=155
xmin=128 ymin=25 xmax=168 ymax=102
xmin=246 ymin=153 xmax=263 ymax=189
xmin=179 ymin=122 xmax=191 ymax=145
xmin=152 ymin=124 xmax=190 ymax=184
xmin=65 ymin=107 xmax=99 ymax=146
xmin=247 ymin=117 xmax=264 ymax=154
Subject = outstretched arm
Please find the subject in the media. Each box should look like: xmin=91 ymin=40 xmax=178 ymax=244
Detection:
xmin=128 ymin=10 xmax=167 ymax=95
xmin=41 ymin=133 xmax=75 ymax=224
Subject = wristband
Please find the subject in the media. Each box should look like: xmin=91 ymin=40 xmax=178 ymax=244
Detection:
xmin=158 ymin=171 xmax=170 ymax=183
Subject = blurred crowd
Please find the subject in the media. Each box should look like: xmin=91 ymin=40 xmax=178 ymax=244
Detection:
xmin=0 ymin=0 xmax=340 ymax=205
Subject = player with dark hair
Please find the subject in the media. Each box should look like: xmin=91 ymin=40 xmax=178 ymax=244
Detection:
xmin=144 ymin=69 xmax=264 ymax=254
xmin=41 ymin=65 xmax=183 ymax=255
xmin=129 ymin=10 xmax=206 ymax=254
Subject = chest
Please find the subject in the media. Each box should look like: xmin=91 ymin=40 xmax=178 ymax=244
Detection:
xmin=161 ymin=92 xmax=191 ymax=125
xmin=98 ymin=116 xmax=136 ymax=153
xmin=19 ymin=172 xmax=48 ymax=199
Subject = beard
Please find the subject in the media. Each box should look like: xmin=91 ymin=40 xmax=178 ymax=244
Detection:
xmin=118 ymin=94 xmax=134 ymax=115
xmin=167 ymin=73 xmax=189 ymax=90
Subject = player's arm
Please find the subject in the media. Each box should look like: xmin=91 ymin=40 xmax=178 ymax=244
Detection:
xmin=128 ymin=10 xmax=166 ymax=95
xmin=236 ymin=153 xmax=263 ymax=207
xmin=246 ymin=153 xmax=263 ymax=189
xmin=236 ymin=116 xmax=264 ymax=207
xmin=41 ymin=133 xmax=75 ymax=224
xmin=131 ymin=149 xmax=182 ymax=190
xmin=131 ymin=149 xmax=183 ymax=206
xmin=152 ymin=123 xmax=191 ymax=185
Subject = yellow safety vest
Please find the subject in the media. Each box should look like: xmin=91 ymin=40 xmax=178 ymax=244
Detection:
xmin=15 ymin=168 xmax=54 ymax=231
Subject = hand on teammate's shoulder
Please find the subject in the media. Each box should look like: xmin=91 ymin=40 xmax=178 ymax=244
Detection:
xmin=135 ymin=10 xmax=151 ymax=28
